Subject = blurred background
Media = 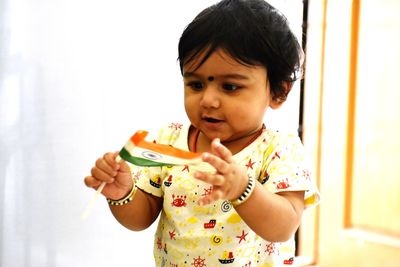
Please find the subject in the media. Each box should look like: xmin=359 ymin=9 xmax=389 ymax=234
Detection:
xmin=0 ymin=0 xmax=304 ymax=266
xmin=300 ymin=0 xmax=400 ymax=266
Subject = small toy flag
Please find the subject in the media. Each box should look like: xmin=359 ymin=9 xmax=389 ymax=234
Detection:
xmin=82 ymin=129 xmax=211 ymax=220
xmin=119 ymin=130 xmax=203 ymax=167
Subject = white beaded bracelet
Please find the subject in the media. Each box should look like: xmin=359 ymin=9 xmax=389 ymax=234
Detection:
xmin=230 ymin=175 xmax=256 ymax=206
xmin=107 ymin=185 xmax=137 ymax=206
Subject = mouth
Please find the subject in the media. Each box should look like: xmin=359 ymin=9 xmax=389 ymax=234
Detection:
xmin=202 ymin=117 xmax=223 ymax=123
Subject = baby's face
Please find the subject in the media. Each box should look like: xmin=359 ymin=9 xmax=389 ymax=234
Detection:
xmin=183 ymin=48 xmax=277 ymax=149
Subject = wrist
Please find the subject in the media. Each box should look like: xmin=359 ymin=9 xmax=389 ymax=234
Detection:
xmin=230 ymin=175 xmax=256 ymax=207
xmin=107 ymin=184 xmax=137 ymax=206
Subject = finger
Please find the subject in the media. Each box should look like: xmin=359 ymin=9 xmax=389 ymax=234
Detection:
xmin=96 ymin=157 xmax=118 ymax=176
xmin=91 ymin=166 xmax=115 ymax=183
xmin=202 ymin=152 xmax=231 ymax=174
xmin=104 ymin=152 xmax=120 ymax=170
xmin=211 ymin=139 xmax=233 ymax=163
xmin=193 ymin=171 xmax=209 ymax=183
xmin=198 ymin=189 xmax=224 ymax=206
xmin=194 ymin=171 xmax=225 ymax=186
xmin=84 ymin=176 xmax=102 ymax=189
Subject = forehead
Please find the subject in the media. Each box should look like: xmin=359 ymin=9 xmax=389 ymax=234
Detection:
xmin=183 ymin=48 xmax=239 ymax=71
xmin=183 ymin=48 xmax=266 ymax=78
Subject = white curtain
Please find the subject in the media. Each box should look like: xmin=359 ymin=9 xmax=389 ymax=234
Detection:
xmin=0 ymin=0 xmax=302 ymax=266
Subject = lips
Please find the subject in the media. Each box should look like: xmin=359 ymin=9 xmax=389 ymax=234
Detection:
xmin=202 ymin=116 xmax=223 ymax=123
xmin=199 ymin=116 xmax=225 ymax=133
xmin=204 ymin=117 xmax=222 ymax=123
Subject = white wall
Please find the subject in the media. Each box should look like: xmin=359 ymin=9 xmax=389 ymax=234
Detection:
xmin=0 ymin=0 xmax=302 ymax=266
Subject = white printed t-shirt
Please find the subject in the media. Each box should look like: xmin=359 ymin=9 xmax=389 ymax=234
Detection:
xmin=134 ymin=123 xmax=320 ymax=267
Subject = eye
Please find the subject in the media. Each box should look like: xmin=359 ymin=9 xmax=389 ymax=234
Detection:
xmin=222 ymin=83 xmax=240 ymax=91
xmin=186 ymin=81 xmax=204 ymax=91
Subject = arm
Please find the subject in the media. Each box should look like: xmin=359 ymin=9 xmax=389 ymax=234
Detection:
xmin=234 ymin=186 xmax=304 ymax=242
xmin=109 ymin=189 xmax=163 ymax=231
xmin=84 ymin=152 xmax=163 ymax=231
xmin=194 ymin=139 xmax=305 ymax=242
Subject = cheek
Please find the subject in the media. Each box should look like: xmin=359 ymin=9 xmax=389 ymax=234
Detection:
xmin=229 ymin=99 xmax=267 ymax=122
xmin=184 ymin=95 xmax=198 ymax=118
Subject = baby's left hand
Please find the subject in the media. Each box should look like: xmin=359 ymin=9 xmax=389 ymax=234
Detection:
xmin=194 ymin=138 xmax=249 ymax=205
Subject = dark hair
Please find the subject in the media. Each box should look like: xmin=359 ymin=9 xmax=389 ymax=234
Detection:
xmin=178 ymin=0 xmax=303 ymax=102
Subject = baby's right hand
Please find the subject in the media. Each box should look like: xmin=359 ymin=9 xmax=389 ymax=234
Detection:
xmin=84 ymin=151 xmax=133 ymax=200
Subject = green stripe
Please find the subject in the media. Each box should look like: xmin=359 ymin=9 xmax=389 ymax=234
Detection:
xmin=119 ymin=148 xmax=174 ymax=167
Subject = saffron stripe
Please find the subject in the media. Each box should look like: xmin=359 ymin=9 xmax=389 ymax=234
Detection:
xmin=127 ymin=131 xmax=201 ymax=160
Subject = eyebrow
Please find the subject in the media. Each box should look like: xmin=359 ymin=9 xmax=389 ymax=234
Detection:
xmin=183 ymin=72 xmax=250 ymax=80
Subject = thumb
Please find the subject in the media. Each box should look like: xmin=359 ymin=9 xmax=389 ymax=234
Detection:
xmin=113 ymin=151 xmax=130 ymax=173
xmin=113 ymin=151 xmax=131 ymax=173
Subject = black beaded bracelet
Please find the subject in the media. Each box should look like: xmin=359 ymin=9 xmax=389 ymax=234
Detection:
xmin=230 ymin=175 xmax=256 ymax=206
xmin=107 ymin=185 xmax=137 ymax=206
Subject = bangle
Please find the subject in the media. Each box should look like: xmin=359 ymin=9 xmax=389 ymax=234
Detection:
xmin=107 ymin=185 xmax=137 ymax=206
xmin=230 ymin=175 xmax=256 ymax=206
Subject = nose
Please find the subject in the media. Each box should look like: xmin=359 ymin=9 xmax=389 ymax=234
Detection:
xmin=199 ymin=86 xmax=220 ymax=109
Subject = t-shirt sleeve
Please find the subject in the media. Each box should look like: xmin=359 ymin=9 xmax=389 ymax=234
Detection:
xmin=260 ymin=133 xmax=320 ymax=209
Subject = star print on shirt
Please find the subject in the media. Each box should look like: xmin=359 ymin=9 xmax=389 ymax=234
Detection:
xmin=236 ymin=230 xmax=248 ymax=244
xmin=169 ymin=230 xmax=176 ymax=240
xmin=245 ymin=158 xmax=255 ymax=169
xmin=202 ymin=186 xmax=213 ymax=197
xmin=272 ymin=151 xmax=281 ymax=160
xmin=182 ymin=165 xmax=190 ymax=172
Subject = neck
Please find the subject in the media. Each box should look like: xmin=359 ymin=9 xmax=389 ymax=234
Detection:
xmin=190 ymin=125 xmax=265 ymax=154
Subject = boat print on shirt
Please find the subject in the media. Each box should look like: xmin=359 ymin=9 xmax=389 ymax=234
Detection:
xmin=218 ymin=251 xmax=235 ymax=264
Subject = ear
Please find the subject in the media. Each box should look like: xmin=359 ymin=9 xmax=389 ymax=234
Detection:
xmin=269 ymin=81 xmax=293 ymax=109
xmin=269 ymin=99 xmax=283 ymax=109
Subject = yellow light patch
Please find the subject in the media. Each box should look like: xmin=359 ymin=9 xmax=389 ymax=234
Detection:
xmin=187 ymin=217 xmax=198 ymax=224
xmin=226 ymin=213 xmax=241 ymax=224
xmin=178 ymin=179 xmax=196 ymax=190
xmin=239 ymin=246 xmax=256 ymax=257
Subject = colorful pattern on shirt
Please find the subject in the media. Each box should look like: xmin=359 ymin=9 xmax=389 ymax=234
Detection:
xmin=134 ymin=123 xmax=320 ymax=267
